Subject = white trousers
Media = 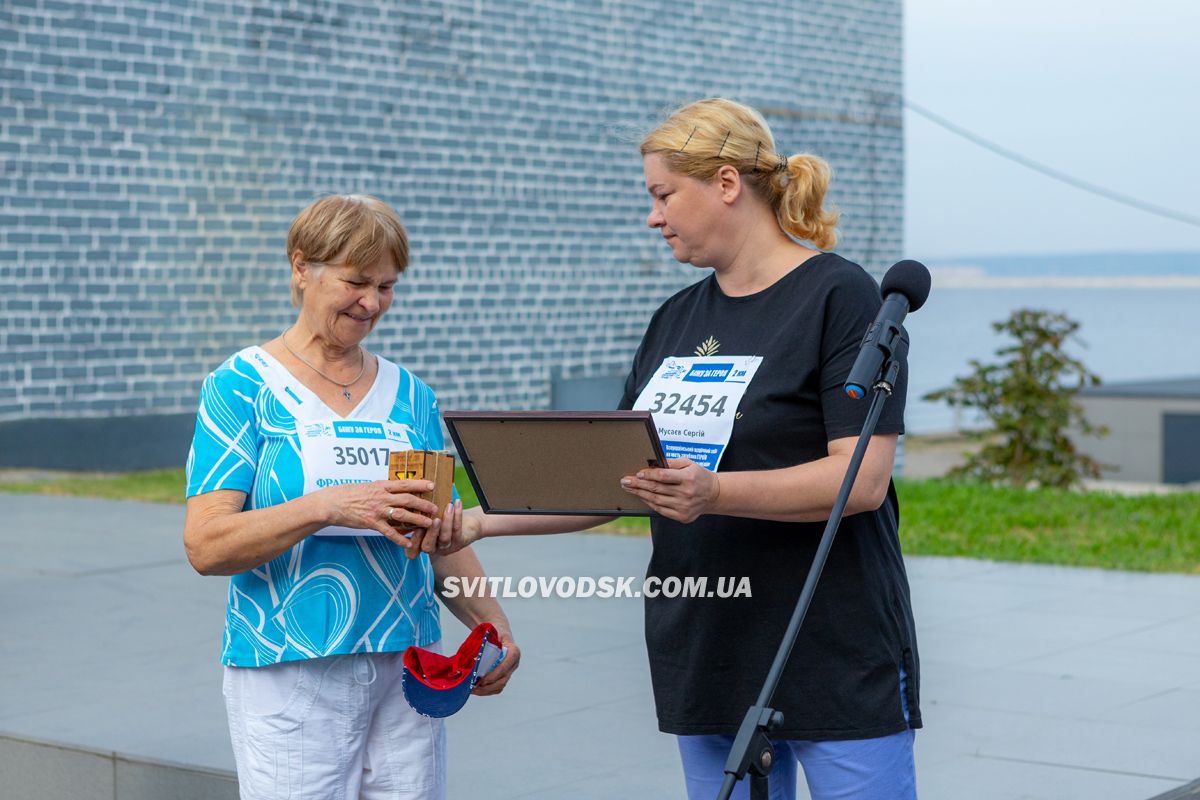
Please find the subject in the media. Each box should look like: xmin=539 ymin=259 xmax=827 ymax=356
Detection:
xmin=223 ymin=650 xmax=446 ymax=800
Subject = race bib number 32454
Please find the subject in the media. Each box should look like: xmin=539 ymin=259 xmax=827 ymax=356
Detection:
xmin=633 ymin=356 xmax=762 ymax=471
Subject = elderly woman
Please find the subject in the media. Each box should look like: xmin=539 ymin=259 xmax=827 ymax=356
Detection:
xmin=444 ymin=99 xmax=919 ymax=800
xmin=184 ymin=194 xmax=519 ymax=800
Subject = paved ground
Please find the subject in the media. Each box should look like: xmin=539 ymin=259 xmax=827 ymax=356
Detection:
xmin=1 ymin=494 xmax=1197 ymax=799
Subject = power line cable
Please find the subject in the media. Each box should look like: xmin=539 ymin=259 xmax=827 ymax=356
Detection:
xmin=902 ymin=97 xmax=1200 ymax=229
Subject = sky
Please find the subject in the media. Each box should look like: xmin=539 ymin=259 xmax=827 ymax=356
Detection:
xmin=904 ymin=0 xmax=1200 ymax=258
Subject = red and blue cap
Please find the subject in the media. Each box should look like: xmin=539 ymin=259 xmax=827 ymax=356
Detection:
xmin=401 ymin=622 xmax=507 ymax=718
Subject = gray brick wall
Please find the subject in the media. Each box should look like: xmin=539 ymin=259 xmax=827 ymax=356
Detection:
xmin=0 ymin=0 xmax=903 ymax=423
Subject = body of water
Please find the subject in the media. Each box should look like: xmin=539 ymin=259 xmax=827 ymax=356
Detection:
xmin=902 ymin=283 xmax=1200 ymax=433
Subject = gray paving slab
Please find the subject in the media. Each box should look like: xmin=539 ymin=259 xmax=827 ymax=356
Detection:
xmin=115 ymin=756 xmax=239 ymax=800
xmin=1096 ymin=687 xmax=1200 ymax=731
xmin=0 ymin=734 xmax=116 ymax=800
xmin=1 ymin=494 xmax=1198 ymax=799
xmin=920 ymin=753 xmax=1182 ymax=800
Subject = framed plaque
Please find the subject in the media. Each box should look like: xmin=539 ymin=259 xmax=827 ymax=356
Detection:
xmin=441 ymin=410 xmax=667 ymax=515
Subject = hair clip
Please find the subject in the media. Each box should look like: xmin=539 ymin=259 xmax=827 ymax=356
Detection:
xmin=752 ymin=142 xmax=761 ymax=172
xmin=716 ymin=131 xmax=731 ymax=158
xmin=678 ymin=126 xmax=698 ymax=153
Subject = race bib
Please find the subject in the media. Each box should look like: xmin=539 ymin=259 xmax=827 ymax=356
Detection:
xmin=299 ymin=419 xmax=414 ymax=536
xmin=633 ymin=356 xmax=762 ymax=470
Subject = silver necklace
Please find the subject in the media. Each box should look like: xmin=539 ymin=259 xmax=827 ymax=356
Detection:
xmin=281 ymin=329 xmax=366 ymax=401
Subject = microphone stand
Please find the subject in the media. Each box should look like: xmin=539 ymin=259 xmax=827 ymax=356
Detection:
xmin=715 ymin=351 xmax=904 ymax=800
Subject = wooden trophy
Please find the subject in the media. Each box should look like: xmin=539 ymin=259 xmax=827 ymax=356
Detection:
xmin=388 ymin=449 xmax=456 ymax=522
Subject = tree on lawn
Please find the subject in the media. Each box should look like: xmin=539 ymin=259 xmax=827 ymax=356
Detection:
xmin=924 ymin=309 xmax=1109 ymax=488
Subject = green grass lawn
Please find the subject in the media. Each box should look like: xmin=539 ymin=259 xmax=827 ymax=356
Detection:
xmin=0 ymin=468 xmax=187 ymax=505
xmin=1 ymin=469 xmax=1195 ymax=574
xmin=895 ymin=479 xmax=1200 ymax=574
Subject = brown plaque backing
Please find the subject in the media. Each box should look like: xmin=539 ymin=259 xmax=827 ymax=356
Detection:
xmin=442 ymin=411 xmax=666 ymax=515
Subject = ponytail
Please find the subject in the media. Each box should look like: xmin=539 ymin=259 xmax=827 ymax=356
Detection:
xmin=775 ymin=154 xmax=839 ymax=250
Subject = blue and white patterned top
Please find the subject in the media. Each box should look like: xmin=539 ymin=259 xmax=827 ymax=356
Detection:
xmin=186 ymin=346 xmax=443 ymax=667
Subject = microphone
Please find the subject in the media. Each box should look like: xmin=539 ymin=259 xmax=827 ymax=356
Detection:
xmin=843 ymin=260 xmax=931 ymax=399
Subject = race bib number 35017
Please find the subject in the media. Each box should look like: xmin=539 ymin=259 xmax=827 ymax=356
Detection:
xmin=299 ymin=419 xmax=414 ymax=536
xmin=633 ymin=356 xmax=762 ymax=471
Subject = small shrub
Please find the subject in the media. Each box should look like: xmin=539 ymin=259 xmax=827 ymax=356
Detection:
xmin=923 ymin=309 xmax=1108 ymax=488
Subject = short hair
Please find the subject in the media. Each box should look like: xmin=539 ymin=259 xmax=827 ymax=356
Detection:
xmin=640 ymin=98 xmax=839 ymax=250
xmin=286 ymin=194 xmax=410 ymax=306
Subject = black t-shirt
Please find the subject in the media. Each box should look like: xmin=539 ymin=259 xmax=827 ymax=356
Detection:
xmin=619 ymin=252 xmax=921 ymax=740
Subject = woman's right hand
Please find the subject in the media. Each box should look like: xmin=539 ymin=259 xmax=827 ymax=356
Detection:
xmin=320 ymin=479 xmax=440 ymax=548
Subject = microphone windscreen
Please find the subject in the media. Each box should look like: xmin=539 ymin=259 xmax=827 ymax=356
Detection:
xmin=880 ymin=260 xmax=932 ymax=312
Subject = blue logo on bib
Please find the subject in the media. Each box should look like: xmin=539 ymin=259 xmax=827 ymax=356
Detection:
xmin=683 ymin=364 xmax=733 ymax=382
xmin=333 ymin=421 xmax=386 ymax=439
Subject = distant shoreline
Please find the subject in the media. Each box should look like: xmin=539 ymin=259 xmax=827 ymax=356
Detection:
xmin=923 ymin=252 xmax=1200 ymax=287
xmin=928 ymin=274 xmax=1200 ymax=289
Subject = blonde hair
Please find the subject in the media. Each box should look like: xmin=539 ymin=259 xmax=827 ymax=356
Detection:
xmin=640 ymin=98 xmax=839 ymax=250
xmin=286 ymin=194 xmax=410 ymax=306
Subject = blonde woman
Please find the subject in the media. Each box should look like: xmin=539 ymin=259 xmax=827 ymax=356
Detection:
xmin=184 ymin=195 xmax=520 ymax=799
xmin=445 ymin=99 xmax=919 ymax=799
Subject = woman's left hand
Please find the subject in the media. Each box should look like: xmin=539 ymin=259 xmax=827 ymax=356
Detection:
xmin=472 ymin=632 xmax=521 ymax=696
xmin=620 ymin=457 xmax=720 ymax=523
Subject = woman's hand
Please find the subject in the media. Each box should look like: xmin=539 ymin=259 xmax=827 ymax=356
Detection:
xmin=620 ymin=457 xmax=720 ymax=523
xmin=429 ymin=545 xmax=519 ymax=696
xmin=320 ymin=479 xmax=439 ymax=549
xmin=410 ymin=500 xmax=482 ymax=558
xmin=472 ymin=630 xmax=521 ymax=697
